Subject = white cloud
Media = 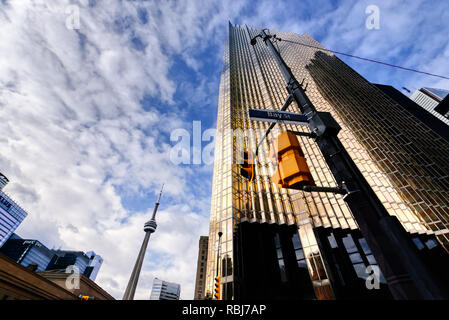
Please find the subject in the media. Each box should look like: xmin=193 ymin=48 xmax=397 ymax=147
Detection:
xmin=0 ymin=0 xmax=222 ymax=300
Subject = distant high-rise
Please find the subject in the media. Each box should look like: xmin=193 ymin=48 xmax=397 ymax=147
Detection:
xmin=0 ymin=234 xmax=54 ymax=271
xmin=193 ymin=236 xmax=208 ymax=299
xmin=0 ymin=235 xmax=103 ymax=281
xmin=374 ymin=84 xmax=449 ymax=142
xmin=149 ymin=278 xmax=180 ymax=300
xmin=47 ymin=250 xmax=103 ymax=281
xmin=85 ymin=251 xmax=103 ymax=282
xmin=206 ymin=23 xmax=449 ymax=300
xmin=410 ymin=87 xmax=449 ymax=125
xmin=0 ymin=187 xmax=28 ymax=248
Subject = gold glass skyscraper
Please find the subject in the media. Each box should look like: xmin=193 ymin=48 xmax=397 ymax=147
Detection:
xmin=205 ymin=23 xmax=449 ymax=300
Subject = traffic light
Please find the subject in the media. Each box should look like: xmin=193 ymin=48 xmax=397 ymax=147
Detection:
xmin=271 ymin=131 xmax=315 ymax=189
xmin=214 ymin=275 xmax=221 ymax=300
xmin=79 ymin=295 xmax=93 ymax=300
xmin=239 ymin=150 xmax=254 ymax=181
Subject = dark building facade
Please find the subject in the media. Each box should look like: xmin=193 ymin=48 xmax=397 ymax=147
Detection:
xmin=47 ymin=250 xmax=102 ymax=281
xmin=0 ymin=252 xmax=78 ymax=300
xmin=0 ymin=235 xmax=103 ymax=281
xmin=194 ymin=236 xmax=208 ymax=299
xmin=0 ymin=234 xmax=55 ymax=272
xmin=374 ymin=84 xmax=449 ymax=142
xmin=205 ymin=23 xmax=449 ymax=300
xmin=410 ymin=87 xmax=449 ymax=125
xmin=0 ymin=252 xmax=113 ymax=300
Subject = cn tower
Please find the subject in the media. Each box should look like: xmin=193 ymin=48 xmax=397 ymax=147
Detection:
xmin=122 ymin=184 xmax=164 ymax=300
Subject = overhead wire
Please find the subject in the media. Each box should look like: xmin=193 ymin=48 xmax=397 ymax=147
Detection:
xmin=275 ymin=37 xmax=449 ymax=81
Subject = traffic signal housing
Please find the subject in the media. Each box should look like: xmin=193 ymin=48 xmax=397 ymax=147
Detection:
xmin=271 ymin=131 xmax=315 ymax=189
xmin=214 ymin=275 xmax=221 ymax=300
xmin=239 ymin=150 xmax=254 ymax=181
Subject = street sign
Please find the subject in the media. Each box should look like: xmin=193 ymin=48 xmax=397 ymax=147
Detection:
xmin=249 ymin=109 xmax=309 ymax=125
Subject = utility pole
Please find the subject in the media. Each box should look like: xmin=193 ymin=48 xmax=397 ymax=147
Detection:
xmin=216 ymin=232 xmax=223 ymax=278
xmin=215 ymin=231 xmax=223 ymax=300
xmin=250 ymin=30 xmax=447 ymax=299
xmin=122 ymin=184 xmax=164 ymax=300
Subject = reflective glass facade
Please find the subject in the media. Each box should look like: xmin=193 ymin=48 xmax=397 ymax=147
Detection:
xmin=0 ymin=236 xmax=54 ymax=272
xmin=205 ymin=23 xmax=449 ymax=299
xmin=149 ymin=278 xmax=181 ymax=300
xmin=47 ymin=250 xmax=102 ymax=281
xmin=85 ymin=251 xmax=103 ymax=282
xmin=0 ymin=190 xmax=28 ymax=248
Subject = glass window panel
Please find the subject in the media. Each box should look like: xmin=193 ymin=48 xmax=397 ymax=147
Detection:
xmin=425 ymin=239 xmax=438 ymax=249
xmin=295 ymin=249 xmax=305 ymax=260
xmin=298 ymin=260 xmax=307 ymax=270
xmin=278 ymin=259 xmax=287 ymax=282
xmin=292 ymin=233 xmax=302 ymax=250
xmin=274 ymin=233 xmax=280 ymax=248
xmin=366 ymin=254 xmax=377 ymax=265
xmin=412 ymin=238 xmax=425 ymax=250
xmin=276 ymin=248 xmax=283 ymax=259
xmin=328 ymin=233 xmax=338 ymax=249
xmin=349 ymin=253 xmax=363 ymax=264
xmin=343 ymin=235 xmax=357 ymax=254
xmin=353 ymin=263 xmax=368 ymax=280
xmin=357 ymin=238 xmax=372 ymax=255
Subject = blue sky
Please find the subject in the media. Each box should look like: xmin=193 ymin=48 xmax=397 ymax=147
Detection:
xmin=0 ymin=0 xmax=448 ymax=300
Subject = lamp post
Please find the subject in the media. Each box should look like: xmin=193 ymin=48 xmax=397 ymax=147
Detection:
xmin=216 ymin=232 xmax=223 ymax=278
xmin=214 ymin=231 xmax=223 ymax=300
xmin=122 ymin=184 xmax=164 ymax=300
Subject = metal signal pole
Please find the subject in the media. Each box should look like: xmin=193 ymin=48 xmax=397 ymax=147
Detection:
xmin=250 ymin=29 xmax=447 ymax=299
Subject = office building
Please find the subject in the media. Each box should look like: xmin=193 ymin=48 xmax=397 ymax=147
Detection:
xmin=38 ymin=270 xmax=114 ymax=300
xmin=149 ymin=278 xmax=180 ymax=300
xmin=205 ymin=23 xmax=449 ymax=300
xmin=0 ymin=235 xmax=103 ymax=281
xmin=85 ymin=251 xmax=103 ymax=282
xmin=410 ymin=87 xmax=449 ymax=125
xmin=194 ymin=236 xmax=208 ymax=299
xmin=434 ymin=94 xmax=449 ymax=119
xmin=0 ymin=185 xmax=28 ymax=248
xmin=0 ymin=234 xmax=55 ymax=271
xmin=374 ymin=84 xmax=449 ymax=142
xmin=0 ymin=252 xmax=78 ymax=300
xmin=0 ymin=252 xmax=114 ymax=300
xmin=47 ymin=250 xmax=103 ymax=281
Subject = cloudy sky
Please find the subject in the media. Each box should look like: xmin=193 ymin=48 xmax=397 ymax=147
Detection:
xmin=0 ymin=0 xmax=448 ymax=300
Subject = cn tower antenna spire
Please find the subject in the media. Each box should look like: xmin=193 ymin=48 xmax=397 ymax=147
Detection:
xmin=151 ymin=183 xmax=164 ymax=220
xmin=122 ymin=183 xmax=165 ymax=300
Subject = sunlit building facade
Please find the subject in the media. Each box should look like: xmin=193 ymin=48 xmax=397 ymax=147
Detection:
xmin=205 ymin=23 xmax=449 ymax=300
